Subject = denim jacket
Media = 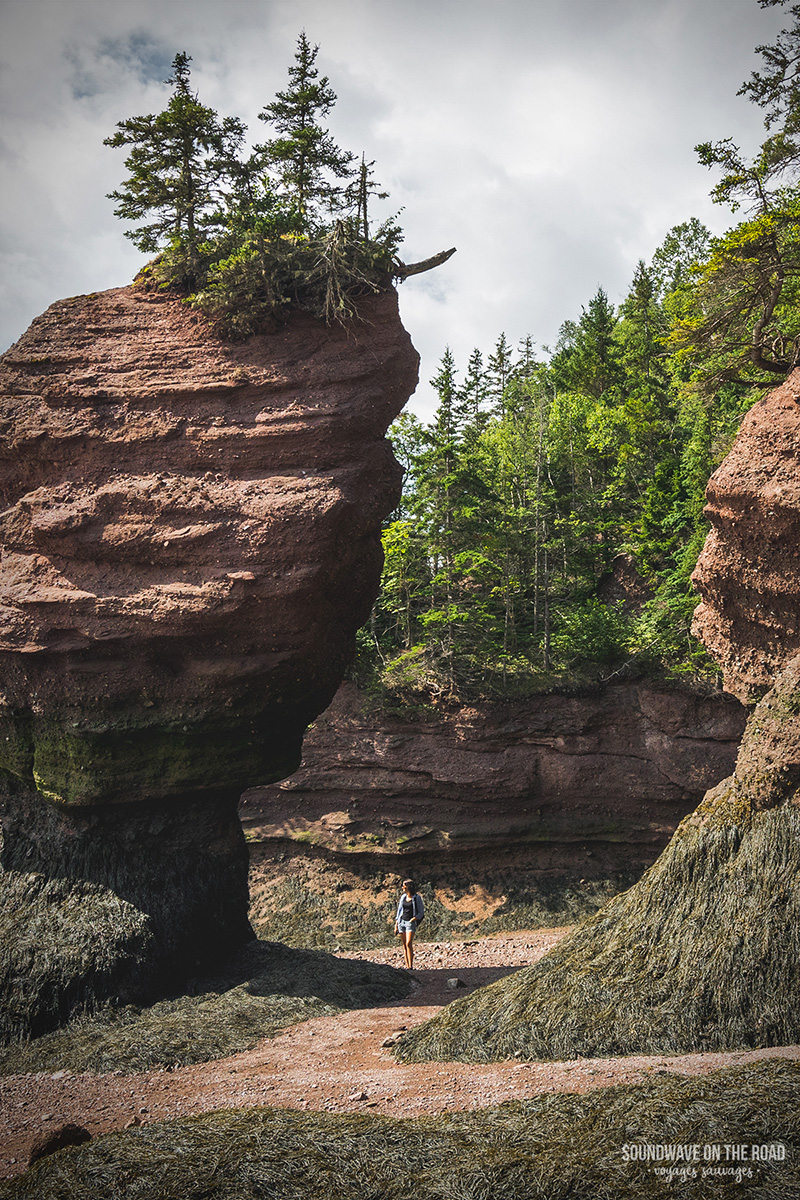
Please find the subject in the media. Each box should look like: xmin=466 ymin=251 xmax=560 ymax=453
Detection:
xmin=395 ymin=892 xmax=424 ymax=924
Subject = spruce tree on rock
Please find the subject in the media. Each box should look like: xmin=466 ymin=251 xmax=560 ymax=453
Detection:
xmin=256 ymin=32 xmax=355 ymax=233
xmin=104 ymin=53 xmax=245 ymax=289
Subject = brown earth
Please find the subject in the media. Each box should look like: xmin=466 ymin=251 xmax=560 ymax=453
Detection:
xmin=2 ymin=927 xmax=796 ymax=1180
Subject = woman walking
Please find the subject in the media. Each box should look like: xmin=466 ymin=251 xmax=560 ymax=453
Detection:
xmin=394 ymin=878 xmax=424 ymax=970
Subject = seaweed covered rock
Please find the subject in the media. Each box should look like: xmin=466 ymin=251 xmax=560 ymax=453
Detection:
xmin=396 ymin=372 xmax=800 ymax=1064
xmin=0 ymin=285 xmax=418 ymax=1039
xmin=6 ymin=1060 xmax=799 ymax=1199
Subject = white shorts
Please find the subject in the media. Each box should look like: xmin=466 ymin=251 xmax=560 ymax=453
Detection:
xmin=398 ymin=919 xmax=417 ymax=933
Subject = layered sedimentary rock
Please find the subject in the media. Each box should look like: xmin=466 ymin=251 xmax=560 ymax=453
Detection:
xmin=244 ymin=680 xmax=743 ymax=855
xmin=241 ymin=680 xmax=744 ymax=944
xmin=0 ymin=285 xmax=418 ymax=1037
xmin=397 ymin=371 xmax=800 ymax=1064
xmin=692 ymin=370 xmax=800 ymax=701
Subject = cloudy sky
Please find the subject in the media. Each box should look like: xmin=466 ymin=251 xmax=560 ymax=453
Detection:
xmin=0 ymin=0 xmax=784 ymax=417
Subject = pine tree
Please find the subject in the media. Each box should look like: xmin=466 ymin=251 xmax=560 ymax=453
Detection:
xmin=256 ymin=32 xmax=355 ymax=233
xmin=684 ymin=0 xmax=800 ymax=385
xmin=567 ymin=288 xmax=624 ymax=398
xmin=104 ymin=53 xmax=245 ymax=289
xmin=486 ymin=333 xmax=514 ymax=418
xmin=456 ymin=348 xmax=488 ymax=438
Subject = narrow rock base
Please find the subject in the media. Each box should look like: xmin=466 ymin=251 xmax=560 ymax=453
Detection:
xmin=0 ymin=779 xmax=253 ymax=1043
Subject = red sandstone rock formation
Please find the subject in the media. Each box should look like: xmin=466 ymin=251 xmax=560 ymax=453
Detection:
xmin=242 ymin=680 xmax=744 ymax=860
xmin=691 ymin=368 xmax=800 ymax=703
xmin=0 ymin=285 xmax=418 ymax=1037
xmin=0 ymin=286 xmax=418 ymax=803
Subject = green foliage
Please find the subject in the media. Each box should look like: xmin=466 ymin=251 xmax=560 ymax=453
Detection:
xmin=550 ymin=599 xmax=632 ymax=670
xmin=368 ymin=308 xmax=720 ymax=700
xmin=255 ymin=31 xmax=356 ymax=231
xmin=191 ymin=217 xmax=401 ymax=337
xmin=650 ymin=218 xmax=711 ymax=294
xmin=358 ymin=8 xmax=798 ymax=703
xmin=106 ymin=38 xmax=404 ymax=329
xmin=104 ymin=53 xmax=245 ymax=290
xmin=685 ymin=3 xmax=800 ymax=387
xmin=668 ymin=200 xmax=800 ymax=392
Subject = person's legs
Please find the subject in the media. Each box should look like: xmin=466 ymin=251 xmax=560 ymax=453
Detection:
xmin=406 ymin=928 xmax=415 ymax=970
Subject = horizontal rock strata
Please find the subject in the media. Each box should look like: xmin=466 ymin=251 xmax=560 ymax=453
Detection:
xmin=243 ymin=681 xmax=745 ymax=855
xmin=0 ymin=286 xmax=418 ymax=805
xmin=0 ymin=284 xmax=418 ymax=1036
xmin=240 ymin=680 xmax=744 ymax=944
xmin=692 ymin=369 xmax=800 ymax=702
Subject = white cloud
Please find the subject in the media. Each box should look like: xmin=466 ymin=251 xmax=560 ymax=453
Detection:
xmin=0 ymin=0 xmax=785 ymax=418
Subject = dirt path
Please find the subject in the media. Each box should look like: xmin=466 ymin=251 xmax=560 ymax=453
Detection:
xmin=1 ymin=927 xmax=798 ymax=1178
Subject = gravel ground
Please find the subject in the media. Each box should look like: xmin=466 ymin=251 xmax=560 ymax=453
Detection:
xmin=2 ymin=926 xmax=798 ymax=1179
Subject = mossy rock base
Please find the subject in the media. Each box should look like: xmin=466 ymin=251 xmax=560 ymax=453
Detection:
xmin=0 ymin=699 xmax=306 ymax=808
xmin=2 ymin=1060 xmax=797 ymax=1199
xmin=0 ymin=777 xmax=253 ymax=1043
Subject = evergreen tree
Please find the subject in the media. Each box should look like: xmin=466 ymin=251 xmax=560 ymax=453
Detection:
xmin=697 ymin=0 xmax=799 ymax=210
xmin=104 ymin=53 xmax=245 ymax=289
xmin=422 ymin=349 xmax=461 ymax=676
xmin=486 ymin=333 xmax=514 ymax=417
xmin=566 ymin=287 xmax=624 ymax=398
xmin=256 ymin=32 xmax=355 ymax=233
xmin=615 ymin=262 xmax=680 ymax=567
xmin=684 ymin=0 xmax=800 ymax=387
xmin=456 ymin=348 xmax=488 ymax=438
xmin=650 ymin=218 xmax=711 ymax=295
xmin=344 ymin=153 xmax=391 ymax=242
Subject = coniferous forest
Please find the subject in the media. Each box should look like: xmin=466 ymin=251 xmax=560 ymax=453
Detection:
xmin=359 ymin=5 xmax=799 ymax=700
xmin=102 ymin=18 xmax=799 ymax=702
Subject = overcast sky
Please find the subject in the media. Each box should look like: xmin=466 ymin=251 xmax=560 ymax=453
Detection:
xmin=0 ymin=0 xmax=784 ymax=417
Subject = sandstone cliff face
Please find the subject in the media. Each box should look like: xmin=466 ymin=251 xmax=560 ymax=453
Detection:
xmin=242 ymin=681 xmax=744 ymax=857
xmin=0 ymin=286 xmax=418 ymax=805
xmin=692 ymin=368 xmax=800 ymax=703
xmin=0 ymin=285 xmax=418 ymax=1037
xmin=241 ymin=679 xmax=744 ymax=948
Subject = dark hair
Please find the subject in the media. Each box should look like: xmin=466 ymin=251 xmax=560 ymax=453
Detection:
xmin=402 ymin=878 xmax=416 ymax=893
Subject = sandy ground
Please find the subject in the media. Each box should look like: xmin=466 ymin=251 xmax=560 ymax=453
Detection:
xmin=1 ymin=927 xmax=798 ymax=1178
